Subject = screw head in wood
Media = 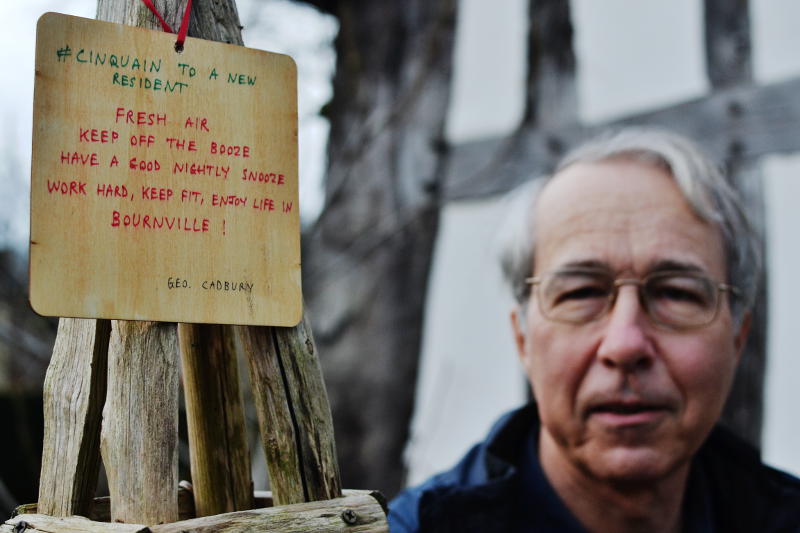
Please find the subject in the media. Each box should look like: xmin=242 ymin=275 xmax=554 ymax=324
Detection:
xmin=341 ymin=508 xmax=358 ymax=525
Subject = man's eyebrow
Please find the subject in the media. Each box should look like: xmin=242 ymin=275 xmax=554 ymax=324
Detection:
xmin=647 ymin=259 xmax=706 ymax=273
xmin=555 ymin=259 xmax=708 ymax=273
xmin=559 ymin=260 xmax=610 ymax=270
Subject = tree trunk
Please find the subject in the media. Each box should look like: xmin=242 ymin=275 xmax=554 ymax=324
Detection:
xmin=303 ymin=0 xmax=457 ymax=496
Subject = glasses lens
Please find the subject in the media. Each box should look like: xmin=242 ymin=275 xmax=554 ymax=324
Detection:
xmin=643 ymin=273 xmax=718 ymax=327
xmin=540 ymin=270 xmax=612 ymax=323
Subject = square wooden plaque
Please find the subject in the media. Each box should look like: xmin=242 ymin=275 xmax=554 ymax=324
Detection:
xmin=30 ymin=13 xmax=301 ymax=326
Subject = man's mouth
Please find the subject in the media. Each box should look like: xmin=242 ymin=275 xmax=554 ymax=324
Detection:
xmin=591 ymin=403 xmax=662 ymax=414
xmin=587 ymin=401 xmax=671 ymax=427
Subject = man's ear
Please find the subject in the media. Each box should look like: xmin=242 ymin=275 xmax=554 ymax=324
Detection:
xmin=511 ymin=307 xmax=538 ymax=394
xmin=510 ymin=307 xmax=527 ymax=362
xmin=734 ymin=312 xmax=752 ymax=360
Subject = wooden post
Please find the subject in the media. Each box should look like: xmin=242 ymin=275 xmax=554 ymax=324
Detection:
xmin=238 ymin=324 xmax=305 ymax=505
xmin=269 ymin=317 xmax=342 ymax=502
xmin=101 ymin=320 xmax=180 ymax=524
xmin=168 ymin=0 xmax=255 ymax=518
xmin=37 ymin=318 xmax=110 ymax=517
xmin=93 ymin=1 xmax=185 ymax=524
xmin=178 ymin=324 xmax=253 ymax=516
xmin=237 ymin=314 xmax=342 ymax=506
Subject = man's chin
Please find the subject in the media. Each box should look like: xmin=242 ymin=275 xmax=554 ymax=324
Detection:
xmin=580 ymin=445 xmax=685 ymax=487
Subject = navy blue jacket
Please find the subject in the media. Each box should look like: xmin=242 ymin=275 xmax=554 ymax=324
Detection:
xmin=389 ymin=403 xmax=800 ymax=532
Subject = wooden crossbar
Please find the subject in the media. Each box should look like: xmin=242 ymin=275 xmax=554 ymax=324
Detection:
xmin=6 ymin=490 xmax=387 ymax=533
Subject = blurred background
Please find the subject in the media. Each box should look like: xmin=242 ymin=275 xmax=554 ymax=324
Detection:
xmin=1 ymin=0 xmax=799 ymax=516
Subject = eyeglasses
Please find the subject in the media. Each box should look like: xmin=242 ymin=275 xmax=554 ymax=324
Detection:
xmin=525 ymin=268 xmax=739 ymax=330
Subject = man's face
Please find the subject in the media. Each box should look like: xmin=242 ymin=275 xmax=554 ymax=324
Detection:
xmin=512 ymin=158 xmax=749 ymax=485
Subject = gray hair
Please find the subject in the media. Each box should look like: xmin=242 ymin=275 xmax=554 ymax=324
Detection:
xmin=498 ymin=127 xmax=761 ymax=326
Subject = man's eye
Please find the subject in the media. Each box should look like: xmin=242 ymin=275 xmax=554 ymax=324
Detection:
xmin=651 ymin=285 xmax=708 ymax=306
xmin=554 ymin=286 xmax=607 ymax=303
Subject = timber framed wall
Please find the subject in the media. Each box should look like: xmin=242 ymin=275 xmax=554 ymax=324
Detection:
xmin=408 ymin=0 xmax=800 ymax=485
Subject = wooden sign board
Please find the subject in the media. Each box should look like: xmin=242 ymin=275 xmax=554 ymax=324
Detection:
xmin=30 ymin=13 xmax=301 ymax=326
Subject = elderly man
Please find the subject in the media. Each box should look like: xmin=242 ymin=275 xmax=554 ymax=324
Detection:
xmin=389 ymin=129 xmax=800 ymax=532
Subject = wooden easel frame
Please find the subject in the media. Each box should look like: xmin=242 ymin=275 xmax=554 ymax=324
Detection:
xmin=3 ymin=317 xmax=387 ymax=532
xmin=4 ymin=1 xmax=388 ymax=530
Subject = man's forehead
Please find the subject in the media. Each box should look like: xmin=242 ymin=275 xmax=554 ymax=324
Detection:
xmin=538 ymin=158 xmax=673 ymax=208
xmin=535 ymin=159 xmax=683 ymax=231
xmin=531 ymin=159 xmax=726 ymax=277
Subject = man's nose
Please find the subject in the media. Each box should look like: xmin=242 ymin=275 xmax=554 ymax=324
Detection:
xmin=596 ymin=285 xmax=654 ymax=372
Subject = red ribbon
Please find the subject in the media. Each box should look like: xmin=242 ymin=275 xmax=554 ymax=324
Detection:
xmin=140 ymin=0 xmax=193 ymax=50
xmin=175 ymin=0 xmax=192 ymax=49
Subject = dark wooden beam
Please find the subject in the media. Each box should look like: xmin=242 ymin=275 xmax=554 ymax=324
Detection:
xmin=704 ymin=0 xmax=765 ymax=448
xmin=444 ymin=74 xmax=800 ymax=200
xmin=705 ymin=0 xmax=752 ymax=88
xmin=525 ymin=0 xmax=577 ymax=127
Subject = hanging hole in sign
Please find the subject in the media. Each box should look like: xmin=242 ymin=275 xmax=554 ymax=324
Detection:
xmin=139 ymin=0 xmax=192 ymax=54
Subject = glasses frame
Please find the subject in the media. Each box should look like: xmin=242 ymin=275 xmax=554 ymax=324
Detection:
xmin=525 ymin=268 xmax=740 ymax=330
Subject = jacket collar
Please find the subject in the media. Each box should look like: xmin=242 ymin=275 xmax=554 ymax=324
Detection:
xmin=417 ymin=403 xmax=539 ymax=532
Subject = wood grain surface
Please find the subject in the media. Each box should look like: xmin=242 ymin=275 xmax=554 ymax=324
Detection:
xmin=237 ymin=314 xmax=342 ymax=506
xmin=178 ymin=324 xmax=253 ymax=516
xmin=37 ymin=318 xmax=110 ymax=517
xmin=101 ymin=320 xmax=179 ymax=524
xmin=30 ymin=13 xmax=300 ymax=326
